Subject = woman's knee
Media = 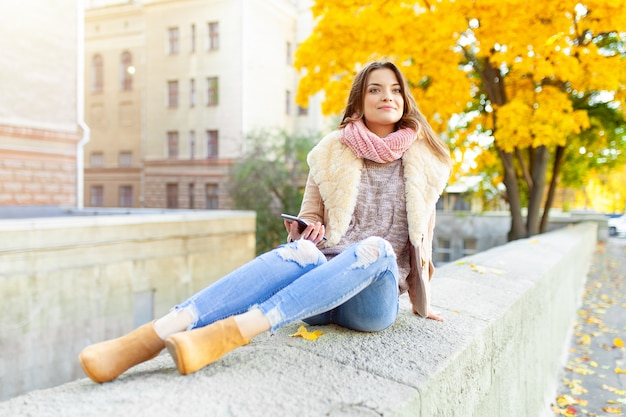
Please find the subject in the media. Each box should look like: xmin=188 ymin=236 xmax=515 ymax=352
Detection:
xmin=276 ymin=239 xmax=326 ymax=268
xmin=354 ymin=236 xmax=396 ymax=268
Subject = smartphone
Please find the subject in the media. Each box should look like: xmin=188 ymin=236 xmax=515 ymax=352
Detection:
xmin=281 ymin=213 xmax=309 ymax=233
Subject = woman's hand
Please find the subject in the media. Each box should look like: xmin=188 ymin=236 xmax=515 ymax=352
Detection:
xmin=285 ymin=220 xmax=326 ymax=244
xmin=426 ymin=311 xmax=444 ymax=322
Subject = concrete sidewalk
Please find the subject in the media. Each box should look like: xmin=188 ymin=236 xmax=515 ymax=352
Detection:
xmin=550 ymin=237 xmax=626 ymax=416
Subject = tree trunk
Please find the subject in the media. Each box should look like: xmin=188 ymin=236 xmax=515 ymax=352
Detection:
xmin=498 ymin=148 xmax=526 ymax=240
xmin=540 ymin=145 xmax=565 ymax=233
xmin=526 ymin=146 xmax=549 ymax=236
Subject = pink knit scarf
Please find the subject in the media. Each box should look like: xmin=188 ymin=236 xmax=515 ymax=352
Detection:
xmin=341 ymin=119 xmax=417 ymax=163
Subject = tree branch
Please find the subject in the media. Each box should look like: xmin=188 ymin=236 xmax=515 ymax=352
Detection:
xmin=515 ymin=147 xmax=534 ymax=190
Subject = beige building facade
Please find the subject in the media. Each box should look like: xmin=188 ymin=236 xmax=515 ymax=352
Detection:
xmin=84 ymin=0 xmax=325 ymax=210
xmin=0 ymin=0 xmax=85 ymax=207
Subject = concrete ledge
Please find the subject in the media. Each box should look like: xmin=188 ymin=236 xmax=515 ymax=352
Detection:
xmin=0 ymin=222 xmax=597 ymax=416
xmin=0 ymin=210 xmax=256 ymax=401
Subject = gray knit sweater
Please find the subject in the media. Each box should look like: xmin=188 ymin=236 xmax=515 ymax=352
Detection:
xmin=321 ymin=159 xmax=411 ymax=281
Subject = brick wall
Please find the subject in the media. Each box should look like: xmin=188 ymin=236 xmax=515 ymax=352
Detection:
xmin=0 ymin=125 xmax=81 ymax=206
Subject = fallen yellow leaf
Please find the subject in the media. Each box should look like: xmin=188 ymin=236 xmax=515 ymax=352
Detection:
xmin=572 ymin=366 xmax=595 ymax=375
xmin=556 ymin=394 xmax=587 ymax=407
xmin=602 ymin=384 xmax=626 ymax=395
xmin=290 ymin=325 xmax=324 ymax=341
xmin=614 ymin=337 xmax=624 ymax=348
xmin=579 ymin=334 xmax=591 ymax=345
xmin=602 ymin=406 xmax=622 ymax=414
xmin=615 ymin=367 xmax=626 ymax=374
xmin=551 ymin=404 xmax=577 ymax=417
xmin=556 ymin=395 xmax=576 ymax=407
xmin=563 ymin=378 xmax=587 ymax=395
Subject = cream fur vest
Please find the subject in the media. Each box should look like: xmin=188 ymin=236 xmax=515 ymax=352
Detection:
xmin=307 ymin=130 xmax=450 ymax=249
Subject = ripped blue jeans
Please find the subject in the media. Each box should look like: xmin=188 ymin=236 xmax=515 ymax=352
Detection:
xmin=175 ymin=236 xmax=400 ymax=333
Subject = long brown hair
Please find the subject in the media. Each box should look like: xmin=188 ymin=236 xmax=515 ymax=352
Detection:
xmin=339 ymin=61 xmax=451 ymax=166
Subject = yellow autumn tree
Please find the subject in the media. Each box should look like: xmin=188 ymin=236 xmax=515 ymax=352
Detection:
xmin=295 ymin=0 xmax=626 ymax=240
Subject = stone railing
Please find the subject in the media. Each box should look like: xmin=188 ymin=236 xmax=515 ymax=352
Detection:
xmin=0 ymin=210 xmax=256 ymax=401
xmin=0 ymin=221 xmax=596 ymax=416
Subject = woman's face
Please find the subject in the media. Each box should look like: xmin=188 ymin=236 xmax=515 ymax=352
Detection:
xmin=362 ymin=68 xmax=404 ymax=137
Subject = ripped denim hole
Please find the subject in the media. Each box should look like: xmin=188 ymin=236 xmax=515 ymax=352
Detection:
xmin=351 ymin=237 xmax=394 ymax=269
xmin=276 ymin=240 xmax=321 ymax=267
xmin=261 ymin=305 xmax=283 ymax=333
xmin=171 ymin=304 xmax=199 ymax=331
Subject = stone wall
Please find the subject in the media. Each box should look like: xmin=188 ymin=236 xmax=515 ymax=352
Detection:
xmin=0 ymin=222 xmax=597 ymax=416
xmin=0 ymin=210 xmax=255 ymax=401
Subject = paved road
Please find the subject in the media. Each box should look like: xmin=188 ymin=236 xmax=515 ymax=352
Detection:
xmin=551 ymin=237 xmax=626 ymax=416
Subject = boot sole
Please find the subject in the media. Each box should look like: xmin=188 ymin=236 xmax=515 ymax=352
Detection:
xmin=165 ymin=339 xmax=188 ymax=375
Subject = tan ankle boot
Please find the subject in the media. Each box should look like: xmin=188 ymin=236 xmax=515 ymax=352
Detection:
xmin=79 ymin=321 xmax=165 ymax=383
xmin=165 ymin=316 xmax=250 ymax=375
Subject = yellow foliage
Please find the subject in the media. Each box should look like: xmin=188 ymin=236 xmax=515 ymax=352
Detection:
xmin=295 ymin=0 xmax=625 ymax=151
xmin=295 ymin=0 xmax=626 ymax=215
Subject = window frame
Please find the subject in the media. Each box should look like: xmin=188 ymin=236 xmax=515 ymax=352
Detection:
xmin=205 ymin=183 xmax=219 ymax=209
xmin=91 ymin=54 xmax=103 ymax=93
xmin=168 ymin=27 xmax=180 ymax=54
xmin=166 ymin=183 xmax=179 ymax=208
xmin=90 ymin=185 xmax=104 ymax=207
xmin=167 ymin=131 xmax=179 ymax=159
xmin=206 ymin=129 xmax=218 ymax=159
xmin=90 ymin=151 xmax=104 ymax=168
xmin=118 ymin=151 xmax=132 ymax=167
xmin=119 ymin=185 xmax=133 ymax=207
xmin=206 ymin=77 xmax=218 ymax=106
xmin=167 ymin=80 xmax=179 ymax=108
xmin=207 ymin=21 xmax=219 ymax=50
xmin=120 ymin=51 xmax=133 ymax=91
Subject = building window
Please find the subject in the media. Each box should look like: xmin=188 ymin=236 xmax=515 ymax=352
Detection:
xmin=188 ymin=183 xmax=195 ymax=209
xmin=189 ymin=130 xmax=195 ymax=159
xmin=206 ymin=77 xmax=218 ymax=106
xmin=453 ymin=193 xmax=471 ymax=211
xmin=435 ymin=238 xmax=452 ymax=264
xmin=462 ymin=238 xmax=478 ymax=257
xmin=207 ymin=22 xmax=219 ymax=50
xmin=92 ymin=54 xmax=103 ymax=93
xmin=166 ymin=183 xmax=178 ymax=208
xmin=91 ymin=152 xmax=104 ymax=167
xmin=119 ymin=151 xmax=132 ymax=167
xmin=190 ymin=24 xmax=196 ymax=52
xmin=297 ymin=105 xmax=308 ymax=116
xmin=189 ymin=78 xmax=196 ymax=107
xmin=167 ymin=80 xmax=179 ymax=108
xmin=168 ymin=27 xmax=179 ymax=54
xmin=205 ymin=183 xmax=218 ymax=209
xmin=119 ymin=185 xmax=133 ymax=207
xmin=167 ymin=131 xmax=179 ymax=159
xmin=206 ymin=130 xmax=218 ymax=159
xmin=285 ymin=90 xmax=291 ymax=115
xmin=90 ymin=185 xmax=104 ymax=207
xmin=120 ymin=51 xmax=133 ymax=91
xmin=286 ymin=42 xmax=292 ymax=65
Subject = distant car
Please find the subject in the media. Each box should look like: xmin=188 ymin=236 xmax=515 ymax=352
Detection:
xmin=608 ymin=215 xmax=626 ymax=237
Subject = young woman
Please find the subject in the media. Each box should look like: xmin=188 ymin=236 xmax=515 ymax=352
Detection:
xmin=79 ymin=61 xmax=451 ymax=383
